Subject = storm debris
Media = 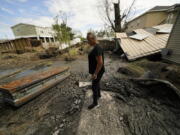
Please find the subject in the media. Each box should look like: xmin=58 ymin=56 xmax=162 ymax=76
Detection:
xmin=102 ymin=77 xmax=180 ymax=135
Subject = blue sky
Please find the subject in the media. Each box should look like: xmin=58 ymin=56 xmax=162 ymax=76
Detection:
xmin=0 ymin=0 xmax=52 ymax=38
xmin=0 ymin=0 xmax=180 ymax=39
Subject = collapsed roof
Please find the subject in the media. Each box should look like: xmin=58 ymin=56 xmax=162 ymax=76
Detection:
xmin=116 ymin=24 xmax=173 ymax=61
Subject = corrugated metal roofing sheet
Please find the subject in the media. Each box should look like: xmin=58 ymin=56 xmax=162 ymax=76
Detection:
xmin=129 ymin=34 xmax=149 ymax=40
xmin=153 ymin=24 xmax=172 ymax=29
xmin=153 ymin=24 xmax=173 ymax=34
xmin=134 ymin=29 xmax=153 ymax=35
xmin=117 ymin=29 xmax=169 ymax=61
xmin=116 ymin=33 xmax=127 ymax=39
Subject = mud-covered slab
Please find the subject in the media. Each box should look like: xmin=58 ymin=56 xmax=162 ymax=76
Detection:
xmin=0 ymin=63 xmax=55 ymax=85
xmin=0 ymin=66 xmax=70 ymax=107
xmin=0 ymin=66 xmax=69 ymax=93
xmin=77 ymin=90 xmax=125 ymax=135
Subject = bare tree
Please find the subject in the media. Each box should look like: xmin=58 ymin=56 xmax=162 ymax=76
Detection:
xmin=99 ymin=0 xmax=136 ymax=32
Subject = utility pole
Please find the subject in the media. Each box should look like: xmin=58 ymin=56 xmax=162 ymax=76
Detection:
xmin=114 ymin=1 xmax=121 ymax=32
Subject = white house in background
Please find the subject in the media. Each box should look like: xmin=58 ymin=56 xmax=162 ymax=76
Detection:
xmin=11 ymin=23 xmax=56 ymax=43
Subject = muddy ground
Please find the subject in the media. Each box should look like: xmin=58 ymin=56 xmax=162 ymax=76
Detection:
xmin=0 ymin=51 xmax=180 ymax=135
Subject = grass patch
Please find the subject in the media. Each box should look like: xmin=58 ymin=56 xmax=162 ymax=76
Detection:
xmin=132 ymin=59 xmax=168 ymax=72
xmin=126 ymin=64 xmax=145 ymax=77
xmin=69 ymin=48 xmax=78 ymax=56
xmin=64 ymin=48 xmax=79 ymax=61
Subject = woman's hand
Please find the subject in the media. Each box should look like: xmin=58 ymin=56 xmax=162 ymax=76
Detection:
xmin=92 ymin=74 xmax=97 ymax=80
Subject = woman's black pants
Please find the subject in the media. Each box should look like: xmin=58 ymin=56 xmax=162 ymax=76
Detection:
xmin=92 ymin=71 xmax=104 ymax=104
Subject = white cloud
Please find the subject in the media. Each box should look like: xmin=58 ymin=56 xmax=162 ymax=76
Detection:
xmin=44 ymin=0 xmax=104 ymax=35
xmin=0 ymin=22 xmax=14 ymax=39
xmin=0 ymin=7 xmax=14 ymax=15
xmin=14 ymin=16 xmax=54 ymax=27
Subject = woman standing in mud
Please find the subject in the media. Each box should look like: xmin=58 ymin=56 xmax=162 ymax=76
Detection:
xmin=86 ymin=32 xmax=105 ymax=110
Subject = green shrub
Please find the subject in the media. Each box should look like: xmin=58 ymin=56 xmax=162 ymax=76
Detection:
xmin=68 ymin=48 xmax=78 ymax=56
xmin=63 ymin=48 xmax=79 ymax=61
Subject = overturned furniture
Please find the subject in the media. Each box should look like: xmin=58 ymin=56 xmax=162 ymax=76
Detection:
xmin=0 ymin=66 xmax=70 ymax=107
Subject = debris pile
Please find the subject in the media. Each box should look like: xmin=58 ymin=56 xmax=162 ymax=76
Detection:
xmin=103 ymin=77 xmax=180 ymax=135
xmin=39 ymin=47 xmax=59 ymax=59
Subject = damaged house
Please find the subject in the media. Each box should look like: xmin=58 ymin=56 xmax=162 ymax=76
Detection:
xmin=116 ymin=4 xmax=180 ymax=61
xmin=0 ymin=23 xmax=57 ymax=53
xmin=11 ymin=23 xmax=56 ymax=43
xmin=126 ymin=4 xmax=180 ymax=32
xmin=116 ymin=24 xmax=172 ymax=61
